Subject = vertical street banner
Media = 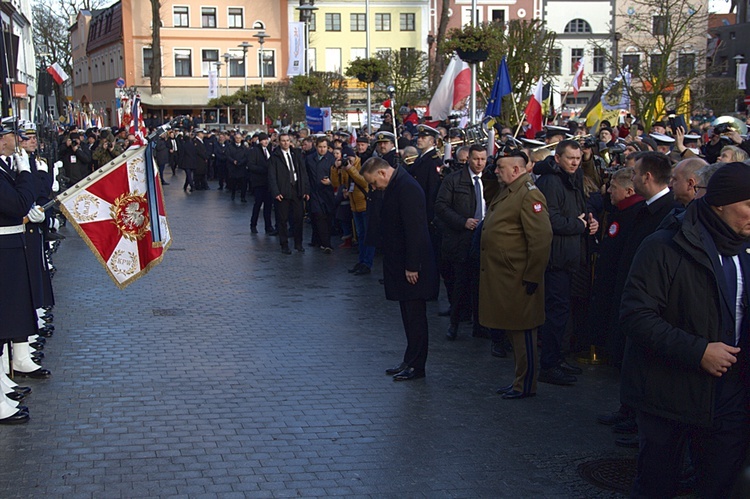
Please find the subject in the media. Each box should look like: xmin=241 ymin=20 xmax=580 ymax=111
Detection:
xmin=287 ymin=22 xmax=305 ymax=77
xmin=57 ymin=146 xmax=172 ymax=289
xmin=208 ymin=69 xmax=218 ymax=98
xmin=738 ymin=63 xmax=748 ymax=90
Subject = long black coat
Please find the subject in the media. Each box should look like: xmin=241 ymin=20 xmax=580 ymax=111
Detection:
xmin=247 ymin=144 xmax=271 ymax=187
xmin=305 ymin=151 xmax=336 ymax=215
xmin=155 ymin=137 xmax=170 ymax=167
xmin=620 ymin=201 xmax=750 ymax=427
xmin=0 ymin=163 xmax=38 ymax=340
xmin=225 ymin=142 xmax=249 ymax=180
xmin=268 ymin=147 xmax=309 ymax=199
xmin=191 ymin=138 xmax=209 ymax=175
xmin=534 ymin=164 xmax=587 ymax=271
xmin=434 ymin=166 xmax=481 ymax=262
xmin=406 ymin=147 xmax=441 ymax=222
xmin=380 ymin=167 xmax=439 ymax=302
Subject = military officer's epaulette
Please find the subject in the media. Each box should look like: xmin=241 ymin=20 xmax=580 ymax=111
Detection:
xmin=525 ymin=181 xmax=537 ymax=191
xmin=430 ymin=150 xmax=442 ymax=160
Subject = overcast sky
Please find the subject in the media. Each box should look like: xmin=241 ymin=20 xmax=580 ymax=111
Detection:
xmin=709 ymin=0 xmax=731 ymax=13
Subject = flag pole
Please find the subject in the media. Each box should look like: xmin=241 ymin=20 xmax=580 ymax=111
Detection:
xmin=553 ymin=83 xmax=572 ymax=124
xmin=514 ymin=112 xmax=527 ymax=138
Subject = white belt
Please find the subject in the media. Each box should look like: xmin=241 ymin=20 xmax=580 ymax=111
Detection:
xmin=0 ymin=224 xmax=24 ymax=235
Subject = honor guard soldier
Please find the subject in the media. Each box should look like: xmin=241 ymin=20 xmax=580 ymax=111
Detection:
xmin=374 ymin=132 xmax=398 ymax=167
xmin=409 ymin=124 xmax=443 ymax=223
xmin=544 ymin=125 xmax=570 ymax=145
xmin=649 ymin=132 xmax=677 ymax=164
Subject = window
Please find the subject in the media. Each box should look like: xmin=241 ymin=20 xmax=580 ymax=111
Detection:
xmin=326 ymin=48 xmax=342 ymax=73
xmin=228 ymin=8 xmax=243 ymax=29
xmin=400 ymin=13 xmax=415 ymax=31
xmin=623 ymin=54 xmax=640 ymax=76
xmin=307 ymin=48 xmax=316 ymax=72
xmin=202 ymin=7 xmax=216 ymax=28
xmin=678 ymin=53 xmax=695 ymax=77
xmin=491 ymin=9 xmax=505 ymax=23
xmin=400 ymin=47 xmax=417 ymax=59
xmin=201 ymin=49 xmax=219 ymax=76
xmin=350 ymin=48 xmax=366 ymax=63
xmin=652 ymin=16 xmax=667 ymax=36
xmin=564 ymin=19 xmax=591 ymax=33
xmin=650 ymin=54 xmax=663 ymax=74
xmin=350 ymin=13 xmax=366 ymax=31
xmin=549 ymin=49 xmax=562 ymax=75
xmin=173 ymin=6 xmax=189 ymax=27
xmin=227 ymin=49 xmax=244 ymax=77
xmin=308 ymin=13 xmax=316 ymax=32
xmin=143 ymin=47 xmax=153 ymax=77
xmin=174 ymin=49 xmax=192 ymax=77
xmin=376 ymin=48 xmax=391 ymax=59
xmin=325 ymin=13 xmax=341 ymax=31
xmin=593 ymin=48 xmax=606 ymax=74
xmin=570 ymin=48 xmax=583 ymax=73
xmin=258 ymin=50 xmax=275 ymax=78
xmin=375 ymin=13 xmax=391 ymax=31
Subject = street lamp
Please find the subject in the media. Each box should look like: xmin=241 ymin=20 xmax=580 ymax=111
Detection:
xmin=296 ymin=4 xmax=318 ymax=107
xmin=734 ymin=54 xmax=745 ymax=113
xmin=254 ymin=31 xmax=269 ymax=129
xmin=238 ymin=41 xmax=253 ymax=124
xmin=222 ymin=52 xmax=233 ymax=124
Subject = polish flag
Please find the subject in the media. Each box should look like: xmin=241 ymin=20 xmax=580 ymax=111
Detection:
xmin=524 ymin=78 xmax=544 ymax=139
xmin=427 ymin=54 xmax=473 ymax=121
xmin=572 ymin=58 xmax=585 ymax=97
xmin=46 ymin=63 xmax=70 ymax=84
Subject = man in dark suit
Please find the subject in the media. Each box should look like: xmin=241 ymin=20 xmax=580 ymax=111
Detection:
xmin=226 ymin=132 xmax=249 ymax=202
xmin=268 ymin=132 xmax=310 ymax=254
xmin=305 ymin=136 xmax=336 ymax=252
xmin=361 ymin=156 xmax=439 ymax=381
xmin=247 ymin=132 xmax=275 ymax=233
xmin=191 ymin=129 xmax=210 ymax=191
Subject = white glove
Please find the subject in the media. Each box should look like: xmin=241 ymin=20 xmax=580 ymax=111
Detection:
xmin=12 ymin=150 xmax=31 ymax=173
xmin=36 ymin=157 xmax=49 ymax=173
xmin=26 ymin=205 xmax=45 ymax=223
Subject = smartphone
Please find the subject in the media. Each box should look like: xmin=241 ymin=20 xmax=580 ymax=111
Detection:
xmin=630 ymin=124 xmax=638 ymax=140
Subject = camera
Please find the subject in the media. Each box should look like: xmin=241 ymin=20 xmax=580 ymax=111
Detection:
xmin=581 ymin=136 xmax=598 ymax=149
xmin=713 ymin=123 xmax=730 ymax=135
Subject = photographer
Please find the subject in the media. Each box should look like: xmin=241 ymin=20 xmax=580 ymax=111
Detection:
xmin=92 ymin=137 xmax=123 ymax=170
xmin=59 ymin=132 xmax=92 ymax=184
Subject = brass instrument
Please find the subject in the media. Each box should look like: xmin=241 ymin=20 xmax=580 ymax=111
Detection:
xmin=530 ymin=133 xmax=593 ymax=153
xmin=711 ymin=116 xmax=748 ymax=136
xmin=403 ymin=154 xmax=418 ymax=165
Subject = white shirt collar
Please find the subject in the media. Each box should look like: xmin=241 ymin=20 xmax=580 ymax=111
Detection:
xmin=646 ymin=186 xmax=670 ymax=206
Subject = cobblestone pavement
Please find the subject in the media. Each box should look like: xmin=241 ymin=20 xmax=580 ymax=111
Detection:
xmin=0 ymin=173 xmax=637 ymax=498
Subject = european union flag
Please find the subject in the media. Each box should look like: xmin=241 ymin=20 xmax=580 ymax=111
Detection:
xmin=485 ymin=56 xmax=513 ymax=118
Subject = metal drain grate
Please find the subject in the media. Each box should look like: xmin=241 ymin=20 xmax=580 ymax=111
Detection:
xmin=152 ymin=308 xmax=184 ymax=316
xmin=578 ymin=458 xmax=636 ymax=493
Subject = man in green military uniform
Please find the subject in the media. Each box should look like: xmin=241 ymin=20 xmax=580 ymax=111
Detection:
xmin=479 ymin=150 xmax=553 ymax=399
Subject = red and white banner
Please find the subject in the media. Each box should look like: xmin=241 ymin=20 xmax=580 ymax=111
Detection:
xmin=57 ymin=147 xmax=171 ymax=289
xmin=572 ymin=58 xmax=584 ymax=97
xmin=524 ymin=78 xmax=544 ymax=139
xmin=46 ymin=62 xmax=70 ymax=84
xmin=427 ymin=54 xmax=474 ymax=121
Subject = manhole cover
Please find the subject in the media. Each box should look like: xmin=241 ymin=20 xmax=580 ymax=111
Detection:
xmin=578 ymin=458 xmax=636 ymax=493
xmin=152 ymin=308 xmax=184 ymax=316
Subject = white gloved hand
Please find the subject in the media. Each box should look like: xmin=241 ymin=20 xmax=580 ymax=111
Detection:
xmin=26 ymin=205 xmax=45 ymax=223
xmin=12 ymin=149 xmax=31 ymax=173
xmin=36 ymin=157 xmax=49 ymax=173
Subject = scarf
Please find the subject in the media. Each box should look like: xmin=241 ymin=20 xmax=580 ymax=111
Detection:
xmin=695 ymin=198 xmax=748 ymax=256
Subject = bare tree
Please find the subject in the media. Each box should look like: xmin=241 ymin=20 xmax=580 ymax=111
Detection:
xmin=429 ymin=0 xmax=451 ymax=93
xmin=375 ymin=49 xmax=429 ymax=107
xmin=149 ymin=0 xmax=162 ymax=94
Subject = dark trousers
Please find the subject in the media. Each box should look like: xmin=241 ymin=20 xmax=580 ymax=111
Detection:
xmin=251 ymin=185 xmax=273 ymax=231
xmin=446 ymin=260 xmax=472 ymax=327
xmin=633 ymin=407 xmax=750 ymax=498
xmin=539 ymin=269 xmax=571 ymax=370
xmin=311 ymin=211 xmax=332 ymax=249
xmin=182 ymin=169 xmax=194 ymax=191
xmin=352 ymin=211 xmax=375 ymax=268
xmin=399 ymin=299 xmax=429 ymax=371
xmin=229 ymin=177 xmax=247 ymax=200
xmin=276 ymin=195 xmax=304 ymax=249
xmin=216 ymin=161 xmax=227 ymax=188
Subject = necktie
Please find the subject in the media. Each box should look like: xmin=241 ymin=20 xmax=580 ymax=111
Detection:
xmin=721 ymin=255 xmax=738 ymax=345
xmin=264 ymin=147 xmax=269 ymax=159
xmin=285 ymin=152 xmax=295 ymax=182
xmin=473 ymin=175 xmax=483 ymax=219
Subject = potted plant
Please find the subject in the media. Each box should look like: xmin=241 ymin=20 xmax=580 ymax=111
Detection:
xmin=345 ymin=57 xmax=389 ymax=85
xmin=444 ymin=24 xmax=491 ymax=63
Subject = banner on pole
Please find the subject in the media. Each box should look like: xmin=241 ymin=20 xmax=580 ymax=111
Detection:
xmin=738 ymin=63 xmax=748 ymax=90
xmin=208 ymin=69 xmax=218 ymax=98
xmin=287 ymin=22 xmax=306 ymax=77
xmin=305 ymin=105 xmax=331 ymax=132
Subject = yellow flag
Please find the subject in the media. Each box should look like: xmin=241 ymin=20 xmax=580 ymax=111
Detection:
xmin=677 ymin=86 xmax=691 ymax=125
xmin=654 ymin=94 xmax=666 ymax=121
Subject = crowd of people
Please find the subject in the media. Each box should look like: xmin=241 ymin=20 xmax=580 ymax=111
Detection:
xmin=6 ymin=103 xmax=750 ymax=495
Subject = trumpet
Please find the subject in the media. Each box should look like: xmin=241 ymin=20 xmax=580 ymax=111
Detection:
xmin=402 ymin=154 xmax=418 ymax=165
xmin=530 ymin=133 xmax=593 ymax=152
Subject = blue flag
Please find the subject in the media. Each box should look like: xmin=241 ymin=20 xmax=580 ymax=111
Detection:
xmin=485 ymin=57 xmax=513 ymax=118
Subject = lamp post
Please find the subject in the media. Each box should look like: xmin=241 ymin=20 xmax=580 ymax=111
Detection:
xmin=222 ymin=52 xmax=233 ymax=124
xmin=254 ymin=31 xmax=269 ymax=129
xmin=296 ymin=4 xmax=318 ymax=107
xmin=238 ymin=41 xmax=253 ymax=124
xmin=734 ymin=54 xmax=745 ymax=113
xmin=366 ymin=0 xmax=371 ymax=132
xmin=470 ymin=0 xmax=477 ymax=124
xmin=214 ymin=61 xmax=223 ymax=97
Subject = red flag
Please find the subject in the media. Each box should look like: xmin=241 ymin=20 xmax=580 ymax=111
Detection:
xmin=524 ymin=78 xmax=544 ymax=139
xmin=57 ymin=147 xmax=171 ymax=289
xmin=572 ymin=58 xmax=585 ymax=97
xmin=46 ymin=62 xmax=70 ymax=84
xmin=427 ymin=54 xmax=474 ymax=121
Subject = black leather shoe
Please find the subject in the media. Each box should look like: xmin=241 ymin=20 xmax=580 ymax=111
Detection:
xmin=502 ymin=390 xmax=536 ymax=400
xmin=615 ymin=435 xmax=640 ymax=448
xmin=491 ymin=341 xmax=507 ymax=358
xmin=5 ymin=391 xmax=26 ymax=402
xmin=353 ymin=266 xmax=371 ymax=275
xmin=11 ymin=386 xmax=31 ymax=395
xmin=559 ymin=361 xmax=583 ymax=375
xmin=14 ymin=368 xmax=52 ymax=379
xmin=446 ymin=324 xmax=458 ymax=341
xmin=612 ymin=418 xmax=638 ymax=434
xmin=385 ymin=362 xmax=408 ymax=375
xmin=322 ymin=247 xmax=333 ymax=254
xmin=438 ymin=307 xmax=451 ymax=317
xmin=37 ymin=329 xmax=54 ymax=338
xmin=538 ymin=366 xmax=576 ymax=385
xmin=29 ymin=342 xmax=44 ymax=351
xmin=0 ymin=410 xmax=30 ymax=425
xmin=348 ymin=263 xmax=364 ymax=273
xmin=496 ymin=384 xmax=513 ymax=395
xmin=393 ymin=367 xmax=425 ymax=381
xmin=42 ymin=313 xmax=53 ymax=322
xmin=251 ymin=226 xmax=258 ymax=234
xmin=597 ymin=410 xmax=632 ymax=426
xmin=31 ymin=352 xmax=44 ymax=361
xmin=267 ymin=230 xmax=278 ymax=236
xmin=281 ymin=247 xmax=292 ymax=255
xmin=295 ymin=246 xmax=305 ymax=253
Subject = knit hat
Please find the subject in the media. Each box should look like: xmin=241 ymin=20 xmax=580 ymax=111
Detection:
xmin=704 ymin=162 xmax=750 ymax=206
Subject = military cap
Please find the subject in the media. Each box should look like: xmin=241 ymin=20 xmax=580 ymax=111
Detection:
xmin=336 ymin=130 xmax=351 ymax=140
xmin=375 ymin=131 xmax=396 ymax=143
xmin=19 ymin=121 xmax=37 ymax=136
xmin=519 ymin=137 xmax=545 ymax=147
xmin=545 ymin=125 xmax=569 ymax=138
xmin=416 ymin=124 xmax=440 ymax=138
xmin=649 ymin=132 xmax=675 ymax=145
xmin=683 ymin=132 xmax=701 ymax=142
xmin=356 ymin=135 xmax=370 ymax=144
